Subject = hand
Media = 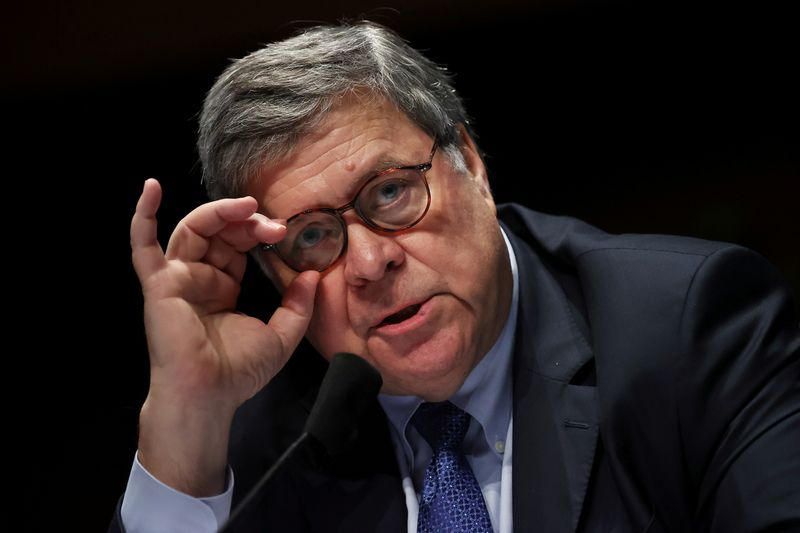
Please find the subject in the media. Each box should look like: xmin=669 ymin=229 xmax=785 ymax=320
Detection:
xmin=129 ymin=179 xmax=319 ymax=495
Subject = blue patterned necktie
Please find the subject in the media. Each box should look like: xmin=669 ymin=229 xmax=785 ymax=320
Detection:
xmin=412 ymin=401 xmax=493 ymax=533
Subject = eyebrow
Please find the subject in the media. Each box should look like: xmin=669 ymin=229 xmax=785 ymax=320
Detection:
xmin=337 ymin=156 xmax=410 ymax=202
xmin=268 ymin=152 xmax=421 ymax=218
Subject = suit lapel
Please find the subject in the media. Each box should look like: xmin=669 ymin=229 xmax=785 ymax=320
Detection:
xmin=505 ymin=223 xmax=599 ymax=533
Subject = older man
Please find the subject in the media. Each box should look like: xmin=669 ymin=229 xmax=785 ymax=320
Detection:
xmin=112 ymin=21 xmax=800 ymax=533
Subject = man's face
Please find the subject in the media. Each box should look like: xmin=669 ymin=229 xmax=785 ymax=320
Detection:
xmin=250 ymin=95 xmax=512 ymax=400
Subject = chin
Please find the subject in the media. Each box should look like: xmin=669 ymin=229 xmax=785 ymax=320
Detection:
xmin=368 ymin=334 xmax=473 ymax=399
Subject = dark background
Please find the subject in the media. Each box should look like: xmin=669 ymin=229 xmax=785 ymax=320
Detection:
xmin=9 ymin=0 xmax=797 ymax=530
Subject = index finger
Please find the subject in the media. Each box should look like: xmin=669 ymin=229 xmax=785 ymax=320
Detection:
xmin=131 ymin=178 xmax=167 ymax=279
xmin=164 ymin=197 xmax=283 ymax=262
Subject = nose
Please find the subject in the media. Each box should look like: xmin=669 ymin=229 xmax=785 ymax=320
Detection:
xmin=343 ymin=223 xmax=405 ymax=285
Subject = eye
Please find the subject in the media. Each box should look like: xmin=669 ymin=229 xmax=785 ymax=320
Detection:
xmin=366 ymin=175 xmax=411 ymax=210
xmin=377 ymin=181 xmax=402 ymax=203
xmin=294 ymin=223 xmax=332 ymax=250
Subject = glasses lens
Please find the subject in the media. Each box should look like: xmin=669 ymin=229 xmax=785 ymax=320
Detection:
xmin=276 ymin=211 xmax=345 ymax=271
xmin=357 ymin=169 xmax=430 ymax=230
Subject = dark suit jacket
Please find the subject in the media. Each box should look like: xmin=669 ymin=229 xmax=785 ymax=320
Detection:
xmin=110 ymin=204 xmax=800 ymax=532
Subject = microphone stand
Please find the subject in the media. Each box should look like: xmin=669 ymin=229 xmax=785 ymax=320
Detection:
xmin=217 ymin=432 xmax=312 ymax=533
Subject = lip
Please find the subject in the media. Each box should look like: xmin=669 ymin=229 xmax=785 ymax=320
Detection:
xmin=371 ymin=295 xmax=437 ymax=335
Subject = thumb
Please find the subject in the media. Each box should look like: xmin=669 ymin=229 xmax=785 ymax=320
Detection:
xmin=267 ymin=270 xmax=321 ymax=363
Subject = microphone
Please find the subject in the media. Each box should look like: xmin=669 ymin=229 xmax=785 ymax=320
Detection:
xmin=218 ymin=353 xmax=382 ymax=532
xmin=303 ymin=352 xmax=383 ymax=456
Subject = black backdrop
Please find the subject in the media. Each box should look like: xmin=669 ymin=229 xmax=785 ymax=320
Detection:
xmin=9 ymin=1 xmax=797 ymax=530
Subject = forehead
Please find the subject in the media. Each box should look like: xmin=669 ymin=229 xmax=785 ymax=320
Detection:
xmin=248 ymin=96 xmax=431 ymax=218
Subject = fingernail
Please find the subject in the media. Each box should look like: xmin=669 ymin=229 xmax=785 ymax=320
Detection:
xmin=264 ymin=220 xmax=285 ymax=231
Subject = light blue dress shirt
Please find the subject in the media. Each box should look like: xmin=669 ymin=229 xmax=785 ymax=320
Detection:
xmin=121 ymin=227 xmax=519 ymax=533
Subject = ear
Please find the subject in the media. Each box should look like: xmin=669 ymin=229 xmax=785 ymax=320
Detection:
xmin=455 ymin=123 xmax=495 ymax=208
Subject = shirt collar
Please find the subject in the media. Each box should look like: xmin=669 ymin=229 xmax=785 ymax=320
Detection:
xmin=378 ymin=225 xmax=519 ymax=458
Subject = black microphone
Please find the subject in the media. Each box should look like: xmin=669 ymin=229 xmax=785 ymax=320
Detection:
xmin=303 ymin=352 xmax=383 ymax=456
xmin=218 ymin=352 xmax=382 ymax=532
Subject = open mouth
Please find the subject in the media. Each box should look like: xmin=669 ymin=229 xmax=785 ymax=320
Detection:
xmin=379 ymin=303 xmax=422 ymax=326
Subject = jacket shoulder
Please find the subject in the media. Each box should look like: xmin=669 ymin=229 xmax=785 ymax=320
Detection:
xmin=497 ymin=202 xmax=732 ymax=264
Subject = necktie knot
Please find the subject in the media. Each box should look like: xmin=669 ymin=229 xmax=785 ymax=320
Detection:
xmin=411 ymin=401 xmax=470 ymax=452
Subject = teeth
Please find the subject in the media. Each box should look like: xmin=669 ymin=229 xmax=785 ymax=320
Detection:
xmin=382 ymin=304 xmax=422 ymax=325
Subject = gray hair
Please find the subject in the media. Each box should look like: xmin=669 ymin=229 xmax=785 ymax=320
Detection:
xmin=197 ymin=21 xmax=475 ymax=201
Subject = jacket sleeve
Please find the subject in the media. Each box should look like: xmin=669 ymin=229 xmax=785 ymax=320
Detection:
xmin=676 ymin=245 xmax=800 ymax=532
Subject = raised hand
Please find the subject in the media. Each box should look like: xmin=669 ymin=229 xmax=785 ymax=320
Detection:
xmin=129 ymin=179 xmax=319 ymax=495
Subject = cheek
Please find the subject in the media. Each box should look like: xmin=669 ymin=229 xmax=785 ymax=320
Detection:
xmin=427 ymin=172 xmax=495 ymax=236
xmin=415 ymin=186 xmax=497 ymax=283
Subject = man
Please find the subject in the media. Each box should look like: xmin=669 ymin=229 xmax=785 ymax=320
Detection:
xmin=112 ymin=21 xmax=800 ymax=532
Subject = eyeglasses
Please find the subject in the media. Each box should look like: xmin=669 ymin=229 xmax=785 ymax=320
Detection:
xmin=263 ymin=141 xmax=437 ymax=272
